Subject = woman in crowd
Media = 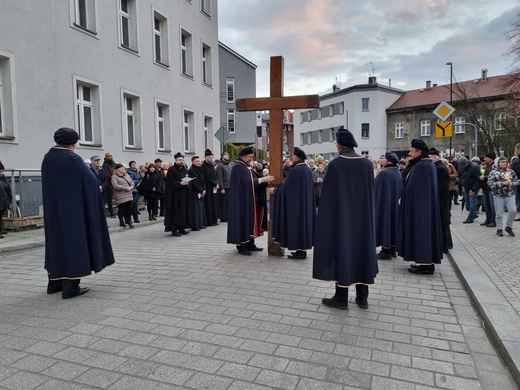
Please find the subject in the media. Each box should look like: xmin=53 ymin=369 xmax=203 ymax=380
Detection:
xmin=314 ymin=162 xmax=326 ymax=207
xmin=111 ymin=163 xmax=135 ymax=228
xmin=139 ymin=164 xmax=164 ymax=220
xmin=488 ymin=156 xmax=520 ymax=237
xmin=0 ymin=161 xmax=13 ymax=238
xmin=442 ymin=158 xmax=458 ymax=210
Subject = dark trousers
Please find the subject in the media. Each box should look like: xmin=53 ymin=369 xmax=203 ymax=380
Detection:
xmin=117 ymin=201 xmax=133 ymax=224
xmin=159 ymin=196 xmax=165 ymax=216
xmin=482 ymin=188 xmax=495 ymax=222
xmin=147 ymin=197 xmax=158 ymax=218
xmin=335 ymin=283 xmax=369 ymax=302
xmin=132 ymin=199 xmax=140 ymax=222
xmin=104 ymin=186 xmax=114 ymax=215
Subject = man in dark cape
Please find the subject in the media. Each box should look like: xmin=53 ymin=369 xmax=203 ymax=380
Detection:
xmin=188 ymin=155 xmax=206 ymax=231
xmin=227 ymin=146 xmax=274 ymax=255
xmin=398 ymin=140 xmax=443 ymax=274
xmin=42 ymin=128 xmax=114 ymax=299
xmin=216 ymin=152 xmax=231 ymax=222
xmin=272 ymin=147 xmax=315 ymax=259
xmin=429 ymin=148 xmax=453 ymax=253
xmin=164 ymin=152 xmax=190 ymax=236
xmin=201 ymin=149 xmax=219 ymax=226
xmin=375 ymin=151 xmax=403 ymax=259
xmin=313 ymin=128 xmax=378 ymax=310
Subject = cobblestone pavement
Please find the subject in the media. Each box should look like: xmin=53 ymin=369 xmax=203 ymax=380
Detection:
xmin=0 ymin=217 xmax=517 ymax=389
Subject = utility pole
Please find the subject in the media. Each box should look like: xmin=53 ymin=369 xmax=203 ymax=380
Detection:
xmin=446 ymin=62 xmax=453 ymax=155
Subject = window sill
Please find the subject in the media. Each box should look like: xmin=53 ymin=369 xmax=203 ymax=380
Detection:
xmin=182 ymin=72 xmax=194 ymax=80
xmin=124 ymin=146 xmax=143 ymax=151
xmin=154 ymin=61 xmax=170 ymax=70
xmin=119 ymin=44 xmax=140 ymax=56
xmin=0 ymin=135 xmax=16 ymax=141
xmin=71 ymin=23 xmax=99 ymax=39
xmin=158 ymin=150 xmax=172 ymax=154
xmin=202 ymin=81 xmax=213 ymax=88
xmin=78 ymin=143 xmax=103 ymax=148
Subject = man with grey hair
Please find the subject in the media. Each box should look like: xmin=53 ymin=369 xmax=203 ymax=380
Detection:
xmin=216 ymin=152 xmax=232 ymax=222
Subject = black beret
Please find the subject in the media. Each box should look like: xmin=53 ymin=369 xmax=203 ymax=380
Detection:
xmin=294 ymin=147 xmax=306 ymax=160
xmin=174 ymin=152 xmax=184 ymax=159
xmin=239 ymin=146 xmax=254 ymax=156
xmin=336 ymin=128 xmax=358 ymax=147
xmin=54 ymin=127 xmax=79 ymax=146
xmin=385 ymin=151 xmax=399 ymax=164
xmin=485 ymin=151 xmax=496 ymax=160
xmin=411 ymin=139 xmax=429 ymax=153
xmin=0 ymin=161 xmax=4 ymax=170
xmin=429 ymin=147 xmax=440 ymax=156
xmin=154 ymin=158 xmax=163 ymax=163
xmin=205 ymin=149 xmax=213 ymax=156
xmin=115 ymin=163 xmax=124 ymax=170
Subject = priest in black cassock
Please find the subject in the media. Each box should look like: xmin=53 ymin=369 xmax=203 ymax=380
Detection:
xmin=374 ymin=151 xmax=403 ymax=260
xmin=187 ymin=155 xmax=206 ymax=231
xmin=272 ymin=147 xmax=315 ymax=260
xmin=42 ymin=128 xmax=114 ymax=299
xmin=164 ymin=152 xmax=190 ymax=236
xmin=201 ymin=149 xmax=219 ymax=226
xmin=398 ymin=140 xmax=443 ymax=274
xmin=227 ymin=146 xmax=274 ymax=255
xmin=313 ymin=128 xmax=378 ymax=310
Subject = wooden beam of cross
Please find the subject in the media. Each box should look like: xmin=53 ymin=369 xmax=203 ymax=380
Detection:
xmin=236 ymin=56 xmax=319 ymax=256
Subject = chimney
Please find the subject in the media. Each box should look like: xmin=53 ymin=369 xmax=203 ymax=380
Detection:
xmin=368 ymin=76 xmax=377 ymax=84
xmin=426 ymin=80 xmax=432 ymax=89
xmin=389 ymin=79 xmax=392 ymax=87
xmin=481 ymin=68 xmax=488 ymax=81
xmin=332 ymin=84 xmax=338 ymax=92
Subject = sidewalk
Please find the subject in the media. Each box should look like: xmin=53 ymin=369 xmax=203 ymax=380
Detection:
xmin=0 ymin=214 xmax=518 ymax=389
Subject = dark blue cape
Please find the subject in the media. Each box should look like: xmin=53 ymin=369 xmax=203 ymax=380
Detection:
xmin=227 ymin=159 xmax=263 ymax=244
xmin=397 ymin=157 xmax=443 ymax=264
xmin=272 ymin=163 xmax=315 ymax=250
xmin=313 ymin=153 xmax=378 ymax=286
xmin=42 ymin=147 xmax=114 ymax=279
xmin=374 ymin=167 xmax=403 ymax=247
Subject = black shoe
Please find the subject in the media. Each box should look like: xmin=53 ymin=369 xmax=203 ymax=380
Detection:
xmin=288 ymin=251 xmax=306 ymax=260
xmin=134 ymin=220 xmax=140 ymax=223
xmin=462 ymin=219 xmax=474 ymax=224
xmin=110 ymin=214 xmax=116 ymax=219
xmin=128 ymin=223 xmax=134 ymax=228
xmin=237 ymin=245 xmax=252 ymax=256
xmin=355 ymin=297 xmax=368 ymax=309
xmin=200 ymin=226 xmax=207 ymax=229
xmin=453 ymin=202 xmax=460 ymax=205
xmin=321 ymin=296 xmax=349 ymax=310
xmin=191 ymin=228 xmax=200 ymax=231
xmin=119 ymin=222 xmax=126 ymax=227
xmin=505 ymin=227 xmax=515 ymax=237
xmin=1 ymin=230 xmax=7 ymax=234
xmin=407 ymin=265 xmax=435 ymax=275
xmin=247 ymin=244 xmax=263 ymax=252
xmin=47 ymin=280 xmax=62 ymax=294
xmin=149 ymin=217 xmax=153 ymax=221
xmin=377 ymin=251 xmax=392 ymax=260
xmin=62 ymin=287 xmax=90 ymax=299
xmin=180 ymin=230 xmax=190 ymax=235
xmin=480 ymin=220 xmax=490 ymax=226
xmin=486 ymin=221 xmax=497 ymax=227
xmin=152 ymin=216 xmax=157 ymax=220
xmin=172 ymin=231 xmax=180 ymax=237
xmin=497 ymin=229 xmax=504 ymax=237
xmin=0 ymin=233 xmax=3 ymax=239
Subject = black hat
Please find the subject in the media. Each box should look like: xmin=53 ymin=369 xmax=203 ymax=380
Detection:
xmin=239 ymin=146 xmax=254 ymax=156
xmin=154 ymin=158 xmax=163 ymax=163
xmin=174 ymin=152 xmax=184 ymax=159
xmin=54 ymin=127 xmax=79 ymax=145
xmin=485 ymin=151 xmax=497 ymax=160
xmin=385 ymin=151 xmax=399 ymax=164
xmin=411 ymin=139 xmax=429 ymax=153
xmin=428 ymin=147 xmax=440 ymax=156
xmin=115 ymin=163 xmax=124 ymax=169
xmin=0 ymin=161 xmax=4 ymax=170
xmin=336 ymin=127 xmax=358 ymax=147
xmin=205 ymin=149 xmax=213 ymax=157
xmin=294 ymin=147 xmax=306 ymax=160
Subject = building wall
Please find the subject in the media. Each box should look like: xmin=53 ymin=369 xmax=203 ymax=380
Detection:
xmin=294 ymin=82 xmax=403 ymax=160
xmin=0 ymin=0 xmax=220 ymax=168
xmin=218 ymin=43 xmax=257 ymax=146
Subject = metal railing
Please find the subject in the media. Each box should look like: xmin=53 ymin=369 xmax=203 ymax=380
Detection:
xmin=2 ymin=169 xmax=42 ymax=218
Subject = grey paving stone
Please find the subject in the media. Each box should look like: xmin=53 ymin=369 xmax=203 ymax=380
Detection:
xmin=370 ymin=376 xmax=415 ymax=390
xmin=435 ymin=373 xmax=482 ymax=389
xmin=107 ymin=375 xmax=158 ymax=390
xmin=391 ymin=365 xmax=435 ymax=386
xmin=183 ymin=372 xmax=232 ymax=389
xmin=0 ymin=371 xmax=47 ymax=390
xmin=274 ymin=345 xmax=313 ymax=361
xmin=42 ymin=361 xmax=89 ymax=381
xmin=11 ymin=354 xmax=58 ymax=373
xmin=217 ymin=361 xmax=260 ymax=381
xmin=326 ymin=367 xmax=372 ymax=388
xmin=74 ymin=368 xmax=122 ymax=388
xmin=254 ymin=369 xmax=300 ymax=390
xmin=227 ymin=380 xmax=273 ymax=390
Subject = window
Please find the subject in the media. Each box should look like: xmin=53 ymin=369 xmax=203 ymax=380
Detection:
xmin=476 ymin=115 xmax=486 ymax=132
xmin=183 ymin=110 xmax=194 ymax=153
xmin=0 ymin=52 xmax=16 ymax=140
xmin=156 ymin=101 xmax=171 ymax=152
xmin=300 ymin=134 xmax=305 ymax=145
xmin=73 ymin=0 xmax=97 ymax=34
xmin=420 ymin=119 xmax=430 ymax=136
xmin=454 ymin=116 xmax=465 ymax=134
xmin=306 ymin=133 xmax=312 ymax=144
xmin=361 ymin=123 xmax=370 ymax=139
xmin=226 ymin=78 xmax=235 ymax=102
xmin=395 ymin=122 xmax=403 ymax=139
xmin=122 ymin=92 xmax=141 ymax=149
xmin=495 ymin=112 xmax=506 ymax=131
xmin=361 ymin=150 xmax=369 ymax=157
xmin=330 ymin=128 xmax=335 ymax=142
xmin=318 ymin=129 xmax=323 ymax=143
xmin=153 ymin=11 xmax=169 ymax=66
xmin=227 ymin=109 xmax=235 ymax=133
xmin=201 ymin=0 xmax=210 ymax=16
xmin=203 ymin=116 xmax=212 ymax=150
xmin=300 ymin=112 xmax=304 ymax=124
xmin=181 ymin=29 xmax=193 ymax=76
xmin=119 ymin=0 xmax=138 ymax=51
xmin=201 ymin=43 xmax=212 ymax=86
xmin=317 ymin=108 xmax=322 ymax=119
xmin=362 ymin=97 xmax=369 ymax=111
xmin=76 ymin=84 xmax=94 ymax=144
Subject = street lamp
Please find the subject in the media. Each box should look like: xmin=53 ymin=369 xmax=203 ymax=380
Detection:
xmin=446 ymin=62 xmax=453 ymax=155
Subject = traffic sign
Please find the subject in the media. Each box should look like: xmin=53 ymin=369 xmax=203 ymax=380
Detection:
xmin=433 ymin=101 xmax=455 ymax=121
xmin=435 ymin=121 xmax=453 ymax=138
xmin=214 ymin=125 xmax=231 ymax=143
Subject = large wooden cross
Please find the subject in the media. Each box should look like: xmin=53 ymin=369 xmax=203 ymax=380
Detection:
xmin=236 ymin=56 xmax=319 ymax=256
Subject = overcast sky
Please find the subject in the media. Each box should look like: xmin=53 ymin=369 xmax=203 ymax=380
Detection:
xmin=218 ymin=0 xmax=520 ymax=97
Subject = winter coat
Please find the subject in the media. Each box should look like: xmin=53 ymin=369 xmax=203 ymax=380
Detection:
xmin=111 ymin=173 xmax=134 ymax=205
xmin=0 ymin=175 xmax=13 ymax=210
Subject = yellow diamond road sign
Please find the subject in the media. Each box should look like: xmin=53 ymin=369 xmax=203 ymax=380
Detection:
xmin=435 ymin=121 xmax=453 ymax=138
xmin=433 ymin=101 xmax=455 ymax=121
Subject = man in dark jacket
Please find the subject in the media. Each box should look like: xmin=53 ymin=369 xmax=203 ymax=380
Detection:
xmin=479 ymin=152 xmax=497 ymax=227
xmin=102 ymin=152 xmax=116 ymax=218
xmin=216 ymin=152 xmax=232 ymax=222
xmin=201 ymin=149 xmax=219 ymax=226
xmin=458 ymin=156 xmax=481 ymax=223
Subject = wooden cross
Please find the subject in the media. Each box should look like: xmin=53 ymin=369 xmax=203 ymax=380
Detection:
xmin=236 ymin=56 xmax=319 ymax=256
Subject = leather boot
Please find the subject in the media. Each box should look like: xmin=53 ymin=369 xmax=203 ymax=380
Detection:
xmin=119 ymin=216 xmax=126 ymax=227
xmin=322 ymin=284 xmax=349 ymax=310
xmin=62 ymin=279 xmax=90 ymax=299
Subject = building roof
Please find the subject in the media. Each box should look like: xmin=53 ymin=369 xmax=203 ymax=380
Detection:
xmin=320 ymin=81 xmax=404 ymax=101
xmin=219 ymin=41 xmax=257 ymax=69
xmin=387 ymin=74 xmax=513 ymax=111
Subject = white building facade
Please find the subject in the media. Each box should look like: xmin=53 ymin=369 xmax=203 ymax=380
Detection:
xmin=294 ymin=78 xmax=403 ymax=161
xmin=0 ymin=0 xmax=220 ymax=168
